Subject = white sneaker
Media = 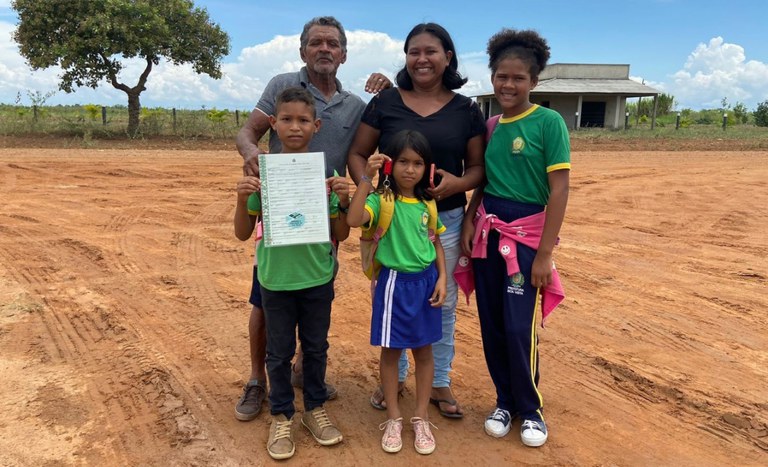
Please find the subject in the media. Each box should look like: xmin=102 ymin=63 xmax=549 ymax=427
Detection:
xmin=520 ymin=418 xmax=548 ymax=447
xmin=484 ymin=408 xmax=511 ymax=438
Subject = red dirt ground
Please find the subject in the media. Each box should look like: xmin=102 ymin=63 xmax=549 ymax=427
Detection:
xmin=0 ymin=138 xmax=766 ymax=465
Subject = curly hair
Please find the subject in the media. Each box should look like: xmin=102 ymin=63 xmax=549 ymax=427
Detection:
xmin=487 ymin=29 xmax=551 ymax=79
xmin=395 ymin=23 xmax=468 ymax=91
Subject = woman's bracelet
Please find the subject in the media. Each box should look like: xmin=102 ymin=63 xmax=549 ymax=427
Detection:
xmin=361 ymin=174 xmax=373 ymax=184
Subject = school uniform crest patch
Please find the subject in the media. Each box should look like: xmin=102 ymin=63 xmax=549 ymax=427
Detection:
xmin=512 ymin=136 xmax=525 ymax=154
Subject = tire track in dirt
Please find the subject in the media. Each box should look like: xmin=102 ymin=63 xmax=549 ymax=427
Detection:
xmin=591 ymin=354 xmax=768 ymax=451
xmin=0 ymin=166 xmax=229 ymax=463
xmin=74 ymin=159 xmax=257 ymax=462
xmin=553 ymin=238 xmax=768 ymax=455
xmin=0 ymin=224 xmax=63 ymax=287
xmin=33 ymin=258 xmax=223 ymax=463
xmin=31 ymin=234 xmax=216 ymax=455
xmin=74 ymin=195 xmax=256 ymax=462
xmin=101 ymin=206 xmax=150 ymax=276
xmin=96 ymin=202 xmax=248 ymax=461
xmin=3 ymin=149 xmax=766 ymax=465
xmin=29 ymin=291 xmax=134 ymax=464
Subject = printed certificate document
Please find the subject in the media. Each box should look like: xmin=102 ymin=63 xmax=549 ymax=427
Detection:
xmin=258 ymin=152 xmax=330 ymax=247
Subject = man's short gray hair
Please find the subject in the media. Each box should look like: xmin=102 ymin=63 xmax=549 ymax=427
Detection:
xmin=300 ymin=16 xmax=347 ymax=52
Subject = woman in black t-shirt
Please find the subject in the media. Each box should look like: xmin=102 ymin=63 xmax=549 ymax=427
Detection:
xmin=348 ymin=22 xmax=485 ymax=422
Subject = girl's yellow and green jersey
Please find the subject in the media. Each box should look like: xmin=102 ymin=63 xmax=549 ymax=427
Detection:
xmin=364 ymin=194 xmax=446 ymax=273
xmin=485 ymin=105 xmax=571 ymax=206
xmin=247 ymin=191 xmax=340 ymax=291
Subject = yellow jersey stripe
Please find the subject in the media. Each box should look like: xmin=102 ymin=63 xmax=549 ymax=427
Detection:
xmin=547 ymin=162 xmax=571 ymax=173
xmin=530 ymin=288 xmax=544 ymax=408
xmin=499 ymin=104 xmax=539 ymax=123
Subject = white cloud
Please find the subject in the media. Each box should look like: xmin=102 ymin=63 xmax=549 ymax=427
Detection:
xmin=0 ymin=24 xmax=491 ymax=109
xmin=668 ymin=37 xmax=768 ymax=110
xmin=4 ymin=22 xmax=764 ymax=113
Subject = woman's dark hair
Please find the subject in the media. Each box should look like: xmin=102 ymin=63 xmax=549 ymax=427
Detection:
xmin=487 ymin=28 xmax=551 ymax=79
xmin=395 ymin=23 xmax=468 ymax=90
xmin=378 ymin=129 xmax=433 ymax=201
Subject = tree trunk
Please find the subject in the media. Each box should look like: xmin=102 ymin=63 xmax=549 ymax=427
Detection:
xmin=104 ymin=55 xmax=152 ymax=138
xmin=127 ymin=92 xmax=141 ymax=137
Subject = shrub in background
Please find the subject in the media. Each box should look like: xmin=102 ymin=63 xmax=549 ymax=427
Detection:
xmin=206 ymin=108 xmax=230 ymax=138
xmin=84 ymin=104 xmax=100 ymax=121
xmin=732 ymin=102 xmax=750 ymax=124
xmin=140 ymin=108 xmax=168 ymax=136
xmin=754 ymin=100 xmax=768 ymax=127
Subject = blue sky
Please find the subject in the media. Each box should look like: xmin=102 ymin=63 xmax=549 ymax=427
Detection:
xmin=1 ymin=0 xmax=767 ymax=111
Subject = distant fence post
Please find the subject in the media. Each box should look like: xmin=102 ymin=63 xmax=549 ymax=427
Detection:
xmin=102 ymin=106 xmax=107 ymax=126
xmin=722 ymin=113 xmax=727 ymax=130
xmin=624 ymin=112 xmax=629 ymax=130
xmin=574 ymin=112 xmax=579 ymax=131
xmin=675 ymin=112 xmax=681 ymax=130
xmin=235 ymin=110 xmax=240 ymax=126
xmin=173 ymin=108 xmax=177 ymax=134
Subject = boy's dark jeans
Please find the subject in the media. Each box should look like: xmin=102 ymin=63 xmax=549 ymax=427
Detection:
xmin=261 ymin=280 xmax=333 ymax=419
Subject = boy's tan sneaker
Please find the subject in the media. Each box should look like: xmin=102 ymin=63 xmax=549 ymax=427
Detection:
xmin=301 ymin=407 xmax=343 ymax=446
xmin=267 ymin=414 xmax=295 ymax=460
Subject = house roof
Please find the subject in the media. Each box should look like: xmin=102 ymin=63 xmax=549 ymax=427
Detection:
xmin=474 ymin=78 xmax=660 ymax=99
xmin=531 ymin=78 xmax=660 ymax=96
xmin=474 ymin=63 xmax=661 ymax=98
xmin=475 ymin=79 xmax=660 ymax=98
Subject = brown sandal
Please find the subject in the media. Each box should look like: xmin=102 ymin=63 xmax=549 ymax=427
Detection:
xmin=370 ymin=382 xmax=405 ymax=410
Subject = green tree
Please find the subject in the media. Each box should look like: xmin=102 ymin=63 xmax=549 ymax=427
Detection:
xmin=720 ymin=96 xmax=730 ymax=113
xmin=732 ymin=102 xmax=749 ymax=124
xmin=12 ymin=0 xmax=230 ymax=136
xmin=628 ymin=93 xmax=676 ymax=117
xmin=754 ymin=100 xmax=768 ymax=127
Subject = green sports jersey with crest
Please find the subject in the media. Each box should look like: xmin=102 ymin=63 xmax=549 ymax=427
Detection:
xmin=485 ymin=105 xmax=571 ymax=206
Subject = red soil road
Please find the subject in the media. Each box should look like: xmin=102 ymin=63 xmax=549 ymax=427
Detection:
xmin=0 ymin=146 xmax=766 ymax=465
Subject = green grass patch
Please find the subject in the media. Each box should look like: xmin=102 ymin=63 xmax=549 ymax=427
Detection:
xmin=2 ymin=103 xmax=766 ymax=146
xmin=571 ymin=123 xmax=768 ymax=142
xmin=0 ymin=104 xmax=251 ymax=140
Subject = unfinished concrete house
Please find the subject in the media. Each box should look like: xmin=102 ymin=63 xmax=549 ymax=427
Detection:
xmin=475 ymin=63 xmax=661 ymax=129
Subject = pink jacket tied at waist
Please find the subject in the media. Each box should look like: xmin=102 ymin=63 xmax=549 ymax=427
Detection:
xmin=454 ymin=202 xmax=565 ymax=323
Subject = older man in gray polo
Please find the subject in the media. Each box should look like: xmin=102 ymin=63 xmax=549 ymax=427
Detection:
xmin=234 ymin=16 xmax=389 ymax=425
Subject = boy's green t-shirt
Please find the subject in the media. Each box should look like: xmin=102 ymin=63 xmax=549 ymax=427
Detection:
xmin=247 ymin=191 xmax=340 ymax=291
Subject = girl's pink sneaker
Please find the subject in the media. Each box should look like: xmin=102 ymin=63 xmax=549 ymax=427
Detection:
xmin=379 ymin=417 xmax=403 ymax=453
xmin=410 ymin=417 xmax=436 ymax=455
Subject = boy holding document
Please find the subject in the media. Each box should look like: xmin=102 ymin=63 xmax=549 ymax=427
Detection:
xmin=234 ymin=87 xmax=350 ymax=460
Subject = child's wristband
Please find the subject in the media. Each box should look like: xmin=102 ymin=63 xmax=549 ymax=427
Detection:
xmin=361 ymin=174 xmax=373 ymax=185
